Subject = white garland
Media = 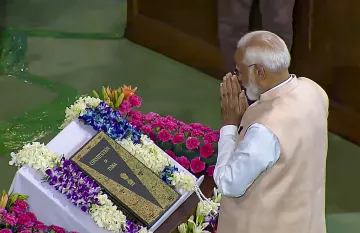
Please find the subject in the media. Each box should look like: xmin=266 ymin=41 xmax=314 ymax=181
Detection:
xmin=9 ymin=142 xmax=60 ymax=174
xmin=90 ymin=193 xmax=127 ymax=233
xmin=118 ymin=135 xmax=196 ymax=192
xmin=59 ymin=96 xmax=101 ymax=129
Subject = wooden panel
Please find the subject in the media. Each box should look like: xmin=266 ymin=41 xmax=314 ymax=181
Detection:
xmin=125 ymin=0 xmax=360 ymax=145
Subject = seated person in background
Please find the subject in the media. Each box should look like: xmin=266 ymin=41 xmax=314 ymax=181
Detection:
xmin=214 ymin=30 xmax=328 ymax=233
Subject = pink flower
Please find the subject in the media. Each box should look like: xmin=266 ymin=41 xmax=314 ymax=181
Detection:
xmin=128 ymin=110 xmax=143 ymax=121
xmin=0 ymin=229 xmax=12 ymax=233
xmin=200 ymin=143 xmax=215 ymax=158
xmin=128 ymin=94 xmax=142 ymax=108
xmin=190 ymin=129 xmax=204 ymax=137
xmin=0 ymin=208 xmax=7 ymax=215
xmin=214 ymin=130 xmax=220 ymax=136
xmin=165 ymin=150 xmax=177 ymax=160
xmin=164 ymin=121 xmax=178 ymax=131
xmin=26 ymin=212 xmax=37 ymax=222
xmin=130 ymin=120 xmax=143 ymax=128
xmin=49 ymin=225 xmax=66 ymax=233
xmin=171 ymin=133 xmax=185 ymax=144
xmin=206 ymin=165 xmax=215 ymax=176
xmin=14 ymin=200 xmax=29 ymax=211
xmin=119 ymin=100 xmax=131 ymax=113
xmin=17 ymin=213 xmax=31 ymax=225
xmin=189 ymin=123 xmax=203 ymax=129
xmin=158 ymin=129 xmax=172 ymax=142
xmin=185 ymin=137 xmax=200 ymax=150
xmin=2 ymin=213 xmax=17 ymax=226
xmin=179 ymin=125 xmax=192 ymax=133
xmin=177 ymin=156 xmax=190 ymax=170
xmin=190 ymin=157 xmax=206 ymax=173
xmin=10 ymin=206 xmax=23 ymax=215
xmin=203 ymin=132 xmax=218 ymax=144
xmin=23 ymin=221 xmax=34 ymax=228
xmin=151 ymin=118 xmax=165 ymax=128
xmin=19 ymin=230 xmax=31 ymax=233
xmin=144 ymin=112 xmax=159 ymax=122
xmin=201 ymin=126 xmax=212 ymax=133
xmin=34 ymin=223 xmax=47 ymax=230
xmin=141 ymin=125 xmax=153 ymax=134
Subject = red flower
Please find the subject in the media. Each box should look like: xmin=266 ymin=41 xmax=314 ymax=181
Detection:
xmin=165 ymin=150 xmax=177 ymax=160
xmin=119 ymin=100 xmax=131 ymax=113
xmin=206 ymin=165 xmax=215 ymax=176
xmin=0 ymin=230 xmax=12 ymax=233
xmin=34 ymin=223 xmax=47 ymax=230
xmin=128 ymin=94 xmax=142 ymax=108
xmin=23 ymin=221 xmax=34 ymax=228
xmin=158 ymin=129 xmax=172 ymax=142
xmin=189 ymin=123 xmax=203 ymax=129
xmin=14 ymin=200 xmax=29 ymax=211
xmin=171 ymin=133 xmax=185 ymax=144
xmin=190 ymin=129 xmax=204 ymax=137
xmin=200 ymin=143 xmax=215 ymax=158
xmin=131 ymin=120 xmax=143 ymax=128
xmin=141 ymin=124 xmax=153 ymax=134
xmin=17 ymin=213 xmax=31 ymax=225
xmin=165 ymin=121 xmax=178 ymax=131
xmin=2 ymin=213 xmax=17 ymax=226
xmin=26 ymin=212 xmax=37 ymax=222
xmin=144 ymin=112 xmax=159 ymax=122
xmin=190 ymin=157 xmax=206 ymax=173
xmin=203 ymin=132 xmax=218 ymax=144
xmin=49 ymin=225 xmax=66 ymax=233
xmin=179 ymin=125 xmax=192 ymax=133
xmin=185 ymin=137 xmax=200 ymax=150
xmin=177 ymin=156 xmax=190 ymax=170
xmin=128 ymin=110 xmax=143 ymax=121
xmin=10 ymin=206 xmax=23 ymax=215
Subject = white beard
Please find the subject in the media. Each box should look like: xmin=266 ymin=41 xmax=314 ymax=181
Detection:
xmin=244 ymin=71 xmax=261 ymax=101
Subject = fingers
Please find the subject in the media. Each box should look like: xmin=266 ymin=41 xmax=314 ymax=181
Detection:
xmin=230 ymin=75 xmax=241 ymax=97
xmin=223 ymin=73 xmax=232 ymax=96
xmin=239 ymin=90 xmax=249 ymax=112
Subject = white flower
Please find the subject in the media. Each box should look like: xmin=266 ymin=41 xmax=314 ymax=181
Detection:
xmin=212 ymin=188 xmax=222 ymax=203
xmin=196 ymin=201 xmax=219 ymax=217
xmin=118 ymin=136 xmax=170 ymax=174
xmin=170 ymin=171 xmax=196 ymax=192
xmin=187 ymin=216 xmax=210 ymax=233
xmin=89 ymin=193 xmax=126 ymax=233
xmin=137 ymin=227 xmax=152 ymax=233
xmin=60 ymin=96 xmax=101 ymax=129
xmin=178 ymin=223 xmax=188 ymax=233
xmin=9 ymin=142 xmax=60 ymax=174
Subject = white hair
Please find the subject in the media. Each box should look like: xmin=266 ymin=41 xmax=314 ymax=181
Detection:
xmin=237 ymin=31 xmax=291 ymax=72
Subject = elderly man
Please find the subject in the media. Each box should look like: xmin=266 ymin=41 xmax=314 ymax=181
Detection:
xmin=214 ymin=31 xmax=328 ymax=233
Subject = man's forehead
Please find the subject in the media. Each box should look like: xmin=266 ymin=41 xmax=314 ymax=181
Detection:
xmin=234 ymin=48 xmax=244 ymax=63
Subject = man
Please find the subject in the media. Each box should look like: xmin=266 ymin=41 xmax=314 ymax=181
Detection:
xmin=218 ymin=0 xmax=296 ymax=72
xmin=214 ymin=31 xmax=328 ymax=233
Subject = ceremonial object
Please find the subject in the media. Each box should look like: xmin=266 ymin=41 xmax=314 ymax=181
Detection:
xmin=70 ymin=131 xmax=180 ymax=228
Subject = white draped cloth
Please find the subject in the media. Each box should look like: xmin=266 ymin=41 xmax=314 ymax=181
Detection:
xmin=9 ymin=120 xmax=203 ymax=233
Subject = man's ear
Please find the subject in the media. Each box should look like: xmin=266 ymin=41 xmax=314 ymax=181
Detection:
xmin=255 ymin=65 xmax=265 ymax=79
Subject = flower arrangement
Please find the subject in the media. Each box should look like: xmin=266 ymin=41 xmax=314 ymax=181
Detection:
xmin=10 ymin=90 xmax=213 ymax=232
xmin=0 ymin=191 xmax=77 ymax=233
xmin=178 ymin=189 xmax=221 ymax=233
xmin=126 ymin=112 xmax=220 ymax=176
